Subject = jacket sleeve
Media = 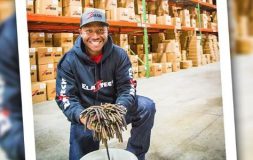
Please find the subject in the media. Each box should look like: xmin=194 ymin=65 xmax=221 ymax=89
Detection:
xmin=55 ymin=56 xmax=84 ymax=124
xmin=115 ymin=50 xmax=136 ymax=110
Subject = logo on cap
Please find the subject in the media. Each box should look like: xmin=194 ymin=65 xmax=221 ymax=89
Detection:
xmin=87 ymin=11 xmax=102 ymax=19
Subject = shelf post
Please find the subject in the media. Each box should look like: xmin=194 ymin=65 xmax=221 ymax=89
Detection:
xmin=142 ymin=0 xmax=150 ymax=78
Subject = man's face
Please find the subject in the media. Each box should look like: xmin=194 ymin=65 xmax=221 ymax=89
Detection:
xmin=79 ymin=22 xmax=108 ymax=56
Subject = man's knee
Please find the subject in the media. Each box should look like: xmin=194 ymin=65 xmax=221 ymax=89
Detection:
xmin=137 ymin=95 xmax=156 ymax=117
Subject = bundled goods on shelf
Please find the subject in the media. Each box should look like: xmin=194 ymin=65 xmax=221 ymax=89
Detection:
xmin=138 ymin=65 xmax=146 ymax=78
xmin=180 ymin=9 xmax=191 ymax=27
xmin=187 ymin=35 xmax=203 ymax=67
xmin=157 ymin=14 xmax=171 ymax=25
xmin=63 ymin=0 xmax=82 ymax=17
xmin=150 ymin=63 xmax=162 ymax=77
xmin=94 ymin=0 xmax=106 ymax=9
xmin=180 ymin=60 xmax=192 ymax=69
xmin=105 ymin=0 xmax=117 ymax=20
xmin=171 ymin=17 xmax=181 ymax=29
xmin=58 ymin=0 xmax=63 ymax=16
xmin=148 ymin=14 xmax=157 ymax=24
xmin=134 ymin=0 xmax=143 ymax=15
xmin=156 ymin=0 xmax=169 ymax=16
xmin=201 ymin=34 xmax=220 ymax=62
xmin=139 ymin=54 xmax=152 ymax=66
xmin=111 ymin=34 xmax=129 ymax=53
xmin=161 ymin=62 xmax=172 ymax=73
xmin=165 ymin=30 xmax=180 ymax=41
xmin=26 ymin=0 xmax=34 ymax=14
xmin=147 ymin=1 xmax=156 ymax=14
xmin=35 ymin=0 xmax=58 ymax=16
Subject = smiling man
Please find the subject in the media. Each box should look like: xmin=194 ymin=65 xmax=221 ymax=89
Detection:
xmin=56 ymin=9 xmax=156 ymax=160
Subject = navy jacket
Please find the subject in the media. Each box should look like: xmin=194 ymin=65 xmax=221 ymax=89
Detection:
xmin=56 ymin=36 xmax=136 ymax=124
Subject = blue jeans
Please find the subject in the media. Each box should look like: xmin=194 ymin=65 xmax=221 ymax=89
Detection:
xmin=69 ymin=95 xmax=156 ymax=160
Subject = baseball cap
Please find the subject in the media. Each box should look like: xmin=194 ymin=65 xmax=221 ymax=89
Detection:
xmin=80 ymin=8 xmax=109 ymax=28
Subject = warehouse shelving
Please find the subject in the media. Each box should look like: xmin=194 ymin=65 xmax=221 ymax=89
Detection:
xmin=27 ymin=14 xmax=217 ymax=33
xmin=27 ymin=0 xmax=218 ymax=78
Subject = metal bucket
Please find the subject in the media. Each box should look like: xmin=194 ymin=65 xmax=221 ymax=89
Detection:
xmin=80 ymin=148 xmax=138 ymax=160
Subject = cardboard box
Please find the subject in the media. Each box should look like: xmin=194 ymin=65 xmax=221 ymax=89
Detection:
xmin=117 ymin=8 xmax=129 ymax=21
xmin=157 ymin=14 xmax=171 ymax=25
xmin=166 ymin=53 xmax=177 ymax=62
xmin=38 ymin=63 xmax=55 ymax=81
xmin=139 ymin=54 xmax=152 ymax=65
xmin=53 ymin=33 xmax=73 ymax=47
xmin=29 ymin=48 xmax=37 ymax=65
xmin=58 ymin=0 xmax=62 ymax=7
xmin=30 ymin=32 xmax=45 ymax=48
xmin=32 ymin=82 xmax=47 ymax=104
xmin=164 ymin=40 xmax=180 ymax=54
xmin=172 ymin=62 xmax=180 ymax=72
xmin=172 ymin=17 xmax=181 ymax=29
xmin=157 ymin=53 xmax=167 ymax=63
xmin=132 ymin=66 xmax=138 ymax=79
xmin=156 ymin=43 xmax=165 ymax=53
xmin=35 ymin=0 xmax=58 ymax=16
xmin=62 ymin=46 xmax=73 ymax=54
xmin=134 ymin=0 xmax=143 ymax=14
xmin=82 ymin=0 xmax=94 ymax=7
xmin=63 ymin=5 xmax=82 ymax=17
xmin=148 ymin=14 xmax=156 ymax=24
xmin=54 ymin=62 xmax=58 ymax=78
xmin=26 ymin=0 xmax=34 ymax=14
xmin=136 ymin=44 xmax=144 ymax=55
xmin=45 ymin=33 xmax=53 ymax=47
xmin=180 ymin=60 xmax=192 ymax=69
xmin=138 ymin=65 xmax=146 ymax=78
xmin=191 ymin=19 xmax=196 ymax=28
xmin=53 ymin=47 xmax=63 ymax=63
xmin=105 ymin=0 xmax=117 ymax=9
xmin=161 ymin=62 xmax=172 ymax=73
xmin=94 ymin=0 xmax=106 ymax=9
xmin=150 ymin=63 xmax=162 ymax=77
xmin=58 ymin=6 xmax=62 ymax=16
xmin=129 ymin=55 xmax=138 ymax=68
xmin=30 ymin=65 xmax=37 ymax=82
xmin=45 ymin=80 xmax=56 ymax=100
xmin=37 ymin=47 xmax=54 ymax=65
xmin=151 ymin=53 xmax=158 ymax=63
xmin=63 ymin=0 xmax=81 ymax=7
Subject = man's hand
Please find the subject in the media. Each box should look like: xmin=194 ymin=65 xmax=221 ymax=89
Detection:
xmin=79 ymin=115 xmax=94 ymax=130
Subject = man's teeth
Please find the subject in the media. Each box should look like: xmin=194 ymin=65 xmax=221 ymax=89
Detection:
xmin=90 ymin=41 xmax=101 ymax=45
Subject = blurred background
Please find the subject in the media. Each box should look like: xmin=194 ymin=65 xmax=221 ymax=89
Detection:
xmin=228 ymin=0 xmax=253 ymax=160
xmin=0 ymin=0 xmax=25 ymax=160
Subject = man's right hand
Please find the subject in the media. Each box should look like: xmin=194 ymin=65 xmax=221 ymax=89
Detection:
xmin=79 ymin=116 xmax=94 ymax=130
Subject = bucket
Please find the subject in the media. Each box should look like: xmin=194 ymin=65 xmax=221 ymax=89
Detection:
xmin=80 ymin=148 xmax=138 ymax=160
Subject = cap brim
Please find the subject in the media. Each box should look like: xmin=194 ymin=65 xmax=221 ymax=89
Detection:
xmin=80 ymin=21 xmax=109 ymax=28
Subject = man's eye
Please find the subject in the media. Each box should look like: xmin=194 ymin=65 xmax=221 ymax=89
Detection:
xmin=98 ymin=29 xmax=104 ymax=33
xmin=85 ymin=30 xmax=93 ymax=34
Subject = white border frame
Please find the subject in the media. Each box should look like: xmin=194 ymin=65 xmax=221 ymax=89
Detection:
xmin=15 ymin=1 xmax=36 ymax=160
xmin=15 ymin=1 xmax=237 ymax=160
xmin=216 ymin=1 xmax=237 ymax=160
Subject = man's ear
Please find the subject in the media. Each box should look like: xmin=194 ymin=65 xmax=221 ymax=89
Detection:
xmin=79 ymin=28 xmax=82 ymax=35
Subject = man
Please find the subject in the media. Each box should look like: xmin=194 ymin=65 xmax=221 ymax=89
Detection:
xmin=56 ymin=9 xmax=156 ymax=160
xmin=0 ymin=14 xmax=25 ymax=160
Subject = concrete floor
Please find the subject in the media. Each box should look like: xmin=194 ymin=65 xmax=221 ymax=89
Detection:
xmin=34 ymin=62 xmax=226 ymax=160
